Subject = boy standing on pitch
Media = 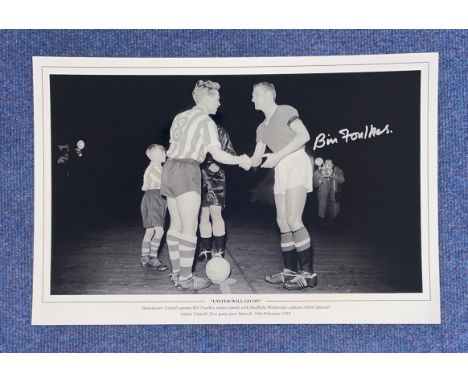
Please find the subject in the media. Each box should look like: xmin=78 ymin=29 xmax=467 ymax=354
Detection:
xmin=140 ymin=144 xmax=169 ymax=272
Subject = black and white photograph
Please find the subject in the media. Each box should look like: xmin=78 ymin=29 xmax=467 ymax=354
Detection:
xmin=32 ymin=54 xmax=440 ymax=324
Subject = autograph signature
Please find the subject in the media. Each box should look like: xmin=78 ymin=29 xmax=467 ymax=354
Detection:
xmin=313 ymin=124 xmax=393 ymax=150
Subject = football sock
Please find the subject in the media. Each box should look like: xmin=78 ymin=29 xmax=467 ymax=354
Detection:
xmin=149 ymin=227 xmax=164 ymax=258
xmin=213 ymin=234 xmax=226 ymax=257
xmin=293 ymin=227 xmax=313 ymax=273
xmin=292 ymin=226 xmax=311 ymax=252
xmin=280 ymin=231 xmax=297 ymax=272
xmin=166 ymin=230 xmax=181 ymax=274
xmin=141 ymin=241 xmax=150 ymax=257
xmin=200 ymin=236 xmax=212 ymax=255
xmin=199 ymin=221 xmax=213 ymax=259
xmin=297 ymin=247 xmax=314 ymax=274
xmin=179 ymin=233 xmax=197 ymax=279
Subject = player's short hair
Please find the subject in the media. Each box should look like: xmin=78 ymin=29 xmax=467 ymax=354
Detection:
xmin=254 ymin=82 xmax=276 ymax=100
xmin=146 ymin=144 xmax=165 ymax=155
xmin=192 ymin=80 xmax=221 ymax=104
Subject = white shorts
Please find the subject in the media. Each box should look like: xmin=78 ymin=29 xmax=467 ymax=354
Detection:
xmin=274 ymin=149 xmax=313 ymax=195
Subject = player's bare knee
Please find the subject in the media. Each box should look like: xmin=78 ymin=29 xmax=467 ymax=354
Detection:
xmin=182 ymin=221 xmax=198 ymax=237
xmin=209 ymin=206 xmax=223 ymax=220
xmin=200 ymin=208 xmax=210 ymax=223
xmin=154 ymin=226 xmax=164 ymax=238
xmin=286 ymin=215 xmax=303 ymax=231
xmin=143 ymin=228 xmax=155 ymax=241
xmin=169 ymin=222 xmax=182 ymax=233
xmin=276 ymin=217 xmax=289 ymax=232
xmin=211 ymin=214 xmax=224 ymax=225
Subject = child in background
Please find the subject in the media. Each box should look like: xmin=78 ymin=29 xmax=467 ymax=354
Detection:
xmin=140 ymin=144 xmax=168 ymax=271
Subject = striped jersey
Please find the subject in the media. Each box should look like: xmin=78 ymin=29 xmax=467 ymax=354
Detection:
xmin=166 ymin=106 xmax=221 ymax=162
xmin=141 ymin=162 xmax=163 ymax=191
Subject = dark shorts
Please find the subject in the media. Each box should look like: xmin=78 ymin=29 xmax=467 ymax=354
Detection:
xmin=160 ymin=158 xmax=201 ymax=198
xmin=141 ymin=189 xmax=167 ymax=228
xmin=201 ymin=168 xmax=226 ymax=208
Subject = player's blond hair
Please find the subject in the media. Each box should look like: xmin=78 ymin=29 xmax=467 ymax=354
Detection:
xmin=254 ymin=82 xmax=277 ymax=100
xmin=192 ymin=80 xmax=221 ymax=104
xmin=146 ymin=144 xmax=165 ymax=159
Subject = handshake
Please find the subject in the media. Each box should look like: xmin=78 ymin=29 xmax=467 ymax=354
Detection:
xmin=238 ymin=154 xmax=252 ymax=171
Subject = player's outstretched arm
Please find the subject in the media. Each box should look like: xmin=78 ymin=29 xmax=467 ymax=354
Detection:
xmin=207 ymin=144 xmax=242 ymax=166
xmin=261 ymin=120 xmax=310 ymax=168
xmin=251 ymin=141 xmax=267 ymax=167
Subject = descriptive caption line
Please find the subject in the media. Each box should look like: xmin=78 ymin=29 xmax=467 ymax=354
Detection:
xmin=141 ymin=299 xmax=331 ymax=318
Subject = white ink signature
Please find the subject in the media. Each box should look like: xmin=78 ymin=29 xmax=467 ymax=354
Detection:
xmin=313 ymin=124 xmax=393 ymax=150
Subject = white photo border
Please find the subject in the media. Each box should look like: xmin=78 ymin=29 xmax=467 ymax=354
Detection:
xmin=32 ymin=53 xmax=440 ymax=324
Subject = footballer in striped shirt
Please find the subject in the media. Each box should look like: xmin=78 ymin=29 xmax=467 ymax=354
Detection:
xmin=160 ymin=80 xmax=252 ymax=290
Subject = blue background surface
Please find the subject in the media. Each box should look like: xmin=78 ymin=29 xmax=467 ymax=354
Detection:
xmin=0 ymin=30 xmax=466 ymax=352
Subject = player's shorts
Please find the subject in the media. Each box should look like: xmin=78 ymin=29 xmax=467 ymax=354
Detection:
xmin=160 ymin=158 xmax=201 ymax=198
xmin=274 ymin=148 xmax=313 ymax=195
xmin=201 ymin=168 xmax=226 ymax=208
xmin=141 ymin=189 xmax=167 ymax=228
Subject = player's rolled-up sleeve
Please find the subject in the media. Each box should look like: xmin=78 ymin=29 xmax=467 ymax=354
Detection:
xmin=285 ymin=106 xmax=301 ymax=126
xmin=287 ymin=115 xmax=300 ymax=126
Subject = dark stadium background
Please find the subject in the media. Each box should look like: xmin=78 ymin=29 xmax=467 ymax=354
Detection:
xmin=50 ymin=71 xmax=422 ymax=291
